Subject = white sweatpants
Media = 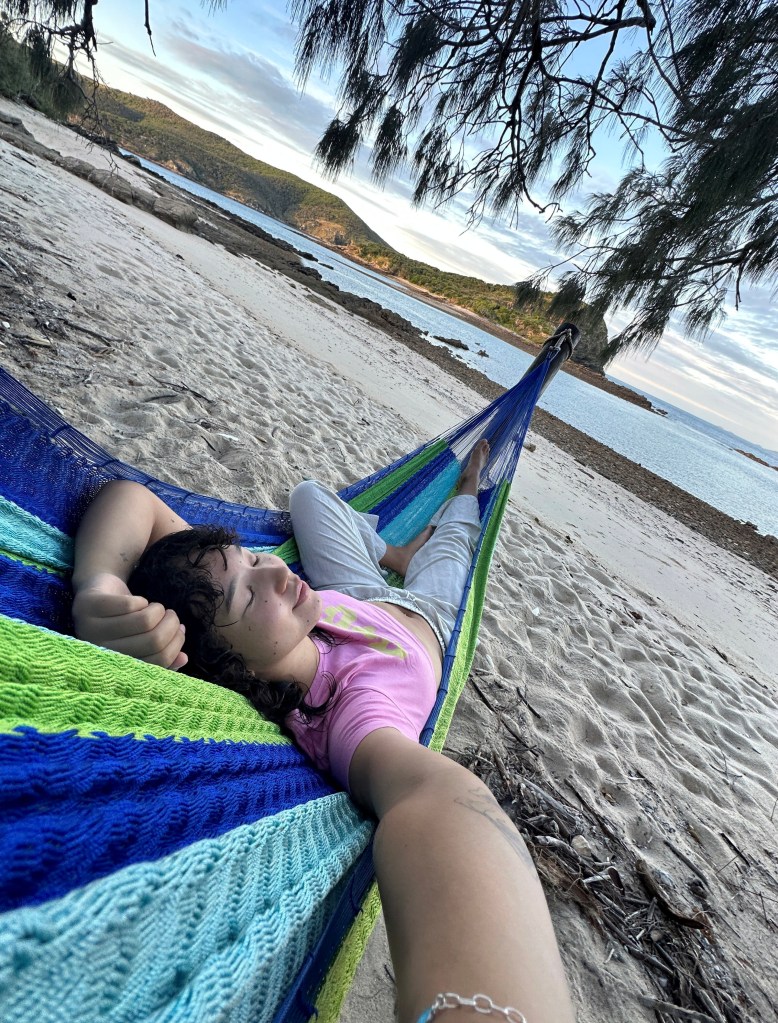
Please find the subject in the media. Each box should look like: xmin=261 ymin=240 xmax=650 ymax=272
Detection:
xmin=288 ymin=481 xmax=481 ymax=651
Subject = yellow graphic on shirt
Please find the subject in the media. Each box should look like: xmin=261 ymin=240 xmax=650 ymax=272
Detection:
xmin=321 ymin=603 xmax=408 ymax=659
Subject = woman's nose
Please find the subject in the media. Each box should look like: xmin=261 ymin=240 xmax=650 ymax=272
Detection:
xmin=258 ymin=557 xmax=292 ymax=592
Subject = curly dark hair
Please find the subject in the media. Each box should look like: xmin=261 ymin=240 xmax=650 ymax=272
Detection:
xmin=128 ymin=525 xmax=333 ymax=725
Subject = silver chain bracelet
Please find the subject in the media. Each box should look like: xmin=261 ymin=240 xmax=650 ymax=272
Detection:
xmin=420 ymin=992 xmax=527 ymax=1022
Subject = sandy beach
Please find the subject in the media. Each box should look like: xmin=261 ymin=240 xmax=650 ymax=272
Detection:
xmin=1 ymin=99 xmax=777 ymax=1022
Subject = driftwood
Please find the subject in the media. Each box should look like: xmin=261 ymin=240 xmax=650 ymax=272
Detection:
xmin=465 ymin=738 xmax=753 ymax=1023
xmin=0 ymin=253 xmax=19 ymax=276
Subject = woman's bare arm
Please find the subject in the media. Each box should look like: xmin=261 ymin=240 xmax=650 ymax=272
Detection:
xmin=349 ymin=729 xmax=575 ymax=1023
xmin=72 ymin=480 xmax=190 ymax=668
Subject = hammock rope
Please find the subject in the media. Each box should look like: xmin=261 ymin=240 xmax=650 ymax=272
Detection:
xmin=0 ymin=324 xmax=577 ymax=1023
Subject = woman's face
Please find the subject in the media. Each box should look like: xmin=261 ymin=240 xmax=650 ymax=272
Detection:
xmin=203 ymin=545 xmax=322 ymax=675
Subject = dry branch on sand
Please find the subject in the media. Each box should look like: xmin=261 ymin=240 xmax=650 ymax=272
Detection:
xmin=464 ymin=732 xmax=776 ymax=1023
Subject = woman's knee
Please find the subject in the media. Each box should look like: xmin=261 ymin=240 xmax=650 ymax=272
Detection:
xmin=289 ymin=480 xmax=329 ymax=522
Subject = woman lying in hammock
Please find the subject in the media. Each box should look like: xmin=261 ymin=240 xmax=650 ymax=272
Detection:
xmin=72 ymin=441 xmax=574 ymax=1023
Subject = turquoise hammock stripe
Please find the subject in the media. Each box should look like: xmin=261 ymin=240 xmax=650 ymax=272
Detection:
xmin=0 ymin=796 xmax=372 ymax=1023
xmin=0 ymin=496 xmax=71 ymax=571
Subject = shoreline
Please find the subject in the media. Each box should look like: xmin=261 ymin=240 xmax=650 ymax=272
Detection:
xmin=331 ymin=249 xmax=661 ymax=413
xmin=1 ymin=107 xmax=776 ymax=580
xmin=110 ymin=146 xmax=778 ymax=576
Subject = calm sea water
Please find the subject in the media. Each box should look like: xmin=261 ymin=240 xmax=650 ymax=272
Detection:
xmin=131 ymin=155 xmax=778 ymax=537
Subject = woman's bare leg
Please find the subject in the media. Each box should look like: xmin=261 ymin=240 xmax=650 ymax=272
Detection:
xmin=381 ymin=526 xmax=435 ymax=577
xmin=457 ymin=438 xmax=489 ymax=497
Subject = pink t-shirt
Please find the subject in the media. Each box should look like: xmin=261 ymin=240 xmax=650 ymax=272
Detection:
xmin=286 ymin=591 xmax=439 ymax=791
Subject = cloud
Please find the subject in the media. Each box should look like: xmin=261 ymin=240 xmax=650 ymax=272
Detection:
xmin=610 ymin=330 xmax=778 ymax=448
xmin=162 ymin=25 xmax=332 ymax=150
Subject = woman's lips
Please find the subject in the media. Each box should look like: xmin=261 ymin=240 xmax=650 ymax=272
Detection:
xmin=295 ymin=579 xmax=309 ymax=608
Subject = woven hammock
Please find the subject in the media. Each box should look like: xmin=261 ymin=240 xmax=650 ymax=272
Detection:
xmin=0 ymin=325 xmax=576 ymax=1023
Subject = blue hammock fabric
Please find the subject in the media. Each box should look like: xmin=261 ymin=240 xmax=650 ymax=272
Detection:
xmin=0 ymin=349 xmax=553 ymax=1023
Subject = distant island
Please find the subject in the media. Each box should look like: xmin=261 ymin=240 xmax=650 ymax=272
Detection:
xmin=87 ymin=85 xmax=610 ymax=373
xmin=735 ymin=449 xmax=778 ymax=471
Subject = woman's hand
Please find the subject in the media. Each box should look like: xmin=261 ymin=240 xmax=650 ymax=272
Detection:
xmin=71 ymin=481 xmax=191 ymax=669
xmin=72 ymin=572 xmax=188 ymax=669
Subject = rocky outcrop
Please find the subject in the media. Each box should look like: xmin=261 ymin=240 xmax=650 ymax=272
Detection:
xmin=151 ymin=197 xmax=198 ymax=230
xmin=0 ymin=109 xmax=56 ymax=161
xmin=0 ymin=118 xmax=199 ymax=231
xmin=433 ymin=334 xmax=469 ymax=350
xmin=570 ymin=314 xmax=610 ymax=372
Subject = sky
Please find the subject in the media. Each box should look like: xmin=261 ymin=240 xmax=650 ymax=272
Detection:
xmin=83 ymin=1 xmax=777 ymax=451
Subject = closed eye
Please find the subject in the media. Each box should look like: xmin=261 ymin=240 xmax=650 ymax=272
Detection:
xmin=244 ymin=585 xmax=255 ymax=616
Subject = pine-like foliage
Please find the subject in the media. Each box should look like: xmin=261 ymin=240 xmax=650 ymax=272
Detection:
xmin=291 ymin=0 xmax=778 ymax=354
xmin=1 ymin=1 xmax=99 ymax=71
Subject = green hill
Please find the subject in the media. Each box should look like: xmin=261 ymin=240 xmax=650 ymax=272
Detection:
xmin=89 ymin=84 xmax=608 ymax=363
xmin=94 ymin=86 xmax=388 ymax=249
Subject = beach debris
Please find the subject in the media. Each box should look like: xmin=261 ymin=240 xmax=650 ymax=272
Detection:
xmin=498 ymin=712 xmax=523 ymax=743
xmin=514 ymin=685 xmax=543 ymax=721
xmin=143 ymin=392 xmax=183 ymax=405
xmin=468 ymin=672 xmax=499 ymax=714
xmin=524 ymin=441 xmax=536 ymax=452
xmin=636 ymin=859 xmax=710 ymax=930
xmin=59 ymin=318 xmax=124 ymax=349
xmin=719 ymin=832 xmax=750 ymax=867
xmin=581 ymin=864 xmax=625 ymax=891
xmin=637 ymin=995 xmax=720 ymax=1021
xmin=664 ymin=838 xmax=710 ymax=889
xmin=572 ymin=834 xmax=596 ymax=859
xmin=463 ymin=747 xmax=749 ymax=1022
xmin=16 ymin=330 xmax=51 ymax=347
xmin=150 ymin=376 xmax=212 ymax=405
xmin=0 ymin=254 xmax=18 ymax=277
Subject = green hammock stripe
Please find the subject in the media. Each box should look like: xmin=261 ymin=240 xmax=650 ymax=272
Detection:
xmin=347 ymin=440 xmax=449 ymax=513
xmin=0 ymin=548 xmax=65 ymax=574
xmin=0 ymin=616 xmax=288 ymax=745
xmin=270 ymin=535 xmax=301 ymax=567
xmin=312 ymin=479 xmax=513 ymax=1023
xmin=313 ymin=883 xmax=382 ymax=1023
xmin=430 ymin=480 xmax=511 ymax=750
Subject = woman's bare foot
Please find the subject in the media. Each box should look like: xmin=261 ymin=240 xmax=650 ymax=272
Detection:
xmin=457 ymin=439 xmax=490 ymax=496
xmin=381 ymin=525 xmax=435 ymax=578
xmin=380 ymin=441 xmax=489 ymax=576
